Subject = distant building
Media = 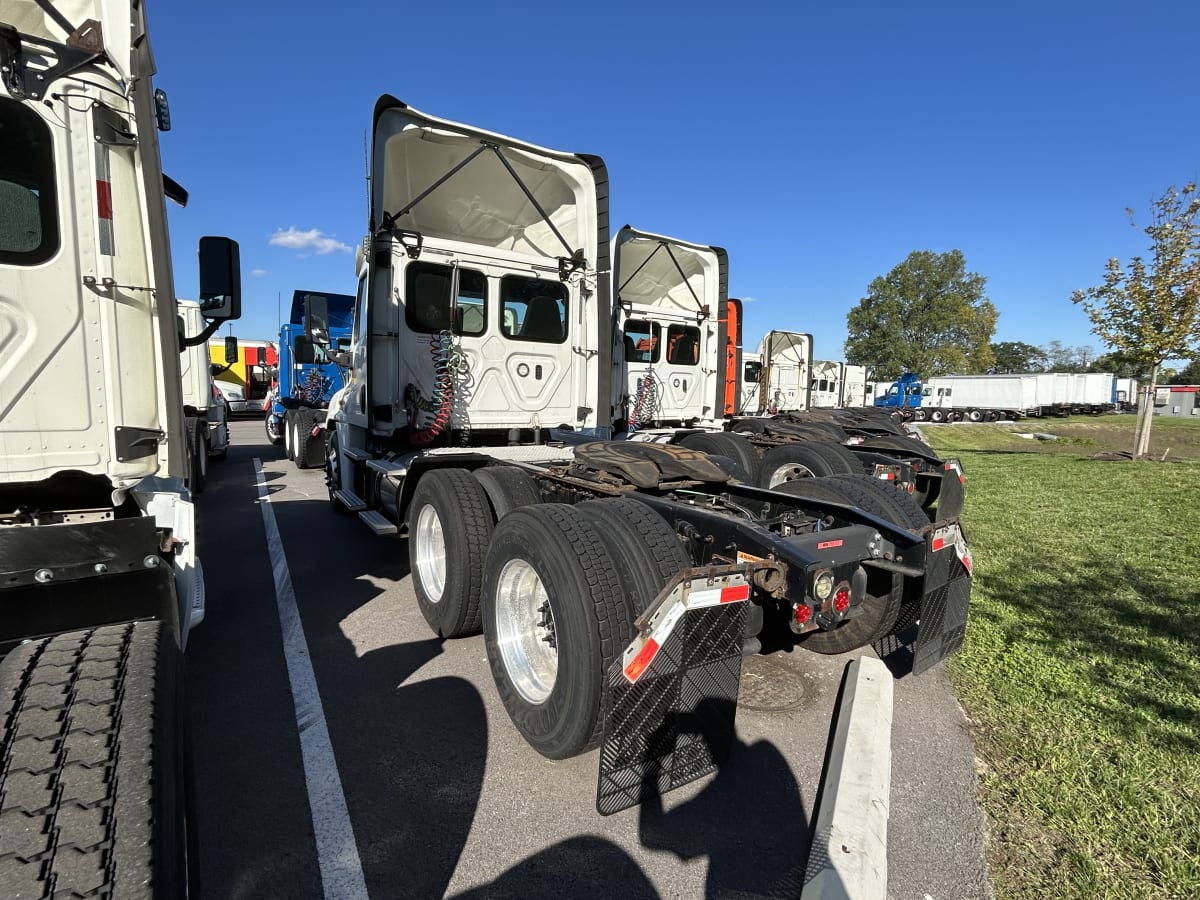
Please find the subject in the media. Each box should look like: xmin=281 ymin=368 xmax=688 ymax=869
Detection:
xmin=1153 ymin=385 xmax=1199 ymax=417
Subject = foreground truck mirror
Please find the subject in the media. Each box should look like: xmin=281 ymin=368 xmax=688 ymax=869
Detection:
xmin=224 ymin=336 xmax=239 ymax=364
xmin=199 ymin=236 xmax=242 ymax=321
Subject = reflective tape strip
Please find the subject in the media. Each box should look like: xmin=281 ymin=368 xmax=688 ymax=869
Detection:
xmin=95 ymin=143 xmax=114 ymax=256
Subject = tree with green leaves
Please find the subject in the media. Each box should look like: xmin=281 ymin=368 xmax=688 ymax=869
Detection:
xmin=1072 ymin=183 xmax=1200 ymax=459
xmin=1169 ymin=357 xmax=1200 ymax=385
xmin=845 ymin=250 xmax=997 ymax=381
xmin=991 ymin=341 xmax=1047 ymax=373
xmin=1091 ymin=349 xmax=1153 ymax=380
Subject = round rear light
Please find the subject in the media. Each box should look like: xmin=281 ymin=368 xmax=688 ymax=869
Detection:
xmin=814 ymin=571 xmax=834 ymax=600
xmin=834 ymin=588 xmax=851 ymax=614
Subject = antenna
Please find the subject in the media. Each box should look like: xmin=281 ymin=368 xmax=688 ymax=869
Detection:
xmin=363 ymin=129 xmax=370 ymax=210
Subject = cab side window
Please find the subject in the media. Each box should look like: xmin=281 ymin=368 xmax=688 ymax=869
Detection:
xmin=405 ymin=262 xmax=487 ymax=335
xmin=500 ymin=276 xmax=569 ymax=343
xmin=0 ymin=99 xmax=59 ymax=264
xmin=665 ymin=325 xmax=700 ymax=365
xmin=624 ymin=319 xmax=660 ymax=362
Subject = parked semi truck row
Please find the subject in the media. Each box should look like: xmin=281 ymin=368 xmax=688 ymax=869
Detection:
xmin=319 ymin=98 xmax=973 ymax=812
xmin=1 ymin=1 xmax=242 ymax=893
xmin=605 ymin=228 xmax=953 ymax=514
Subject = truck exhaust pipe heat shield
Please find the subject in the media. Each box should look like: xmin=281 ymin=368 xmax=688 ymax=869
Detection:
xmin=596 ymin=568 xmax=750 ymax=816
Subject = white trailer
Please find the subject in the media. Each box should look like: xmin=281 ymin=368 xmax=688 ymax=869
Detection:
xmin=917 ymin=375 xmax=1041 ymax=421
xmin=1070 ymin=373 xmax=1116 ymax=413
xmin=1035 ymin=373 xmax=1072 ymax=408
xmin=0 ymin=2 xmax=241 ymax=893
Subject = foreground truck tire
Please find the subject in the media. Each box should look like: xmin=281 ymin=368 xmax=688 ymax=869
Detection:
xmin=577 ymin=498 xmax=691 ymax=618
xmin=409 ymin=469 xmax=494 ymax=638
xmin=473 ymin=467 xmax=542 ymax=521
xmin=0 ymin=621 xmax=186 ymax=898
xmin=482 ymin=505 xmax=634 ymax=759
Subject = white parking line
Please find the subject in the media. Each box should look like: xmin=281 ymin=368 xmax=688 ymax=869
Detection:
xmin=254 ymin=458 xmax=369 ymax=900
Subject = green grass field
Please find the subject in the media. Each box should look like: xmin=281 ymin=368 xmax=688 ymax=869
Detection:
xmin=923 ymin=418 xmax=1200 ymax=898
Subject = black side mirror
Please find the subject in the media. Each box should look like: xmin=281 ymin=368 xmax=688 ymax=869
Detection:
xmin=255 ymin=347 xmax=267 ymax=366
xmin=199 ymin=236 xmax=242 ymax=321
xmin=224 ymin=335 xmax=239 ymax=364
xmin=304 ymin=294 xmax=330 ymax=347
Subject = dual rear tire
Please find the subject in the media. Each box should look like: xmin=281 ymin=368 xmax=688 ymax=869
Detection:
xmin=406 ymin=469 xmax=690 ymax=760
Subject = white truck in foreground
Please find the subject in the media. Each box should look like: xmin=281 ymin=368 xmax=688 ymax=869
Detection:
xmin=0 ymin=2 xmax=241 ymax=894
xmin=324 ymin=99 xmax=972 ymax=813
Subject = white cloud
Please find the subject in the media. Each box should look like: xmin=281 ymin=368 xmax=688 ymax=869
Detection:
xmin=251 ymin=268 xmax=269 ymax=278
xmin=741 ymin=296 xmax=756 ymax=303
xmin=269 ymin=227 xmax=352 ymax=256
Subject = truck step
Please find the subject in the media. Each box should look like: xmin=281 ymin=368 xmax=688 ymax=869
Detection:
xmin=366 ymin=458 xmax=407 ymax=477
xmin=358 ymin=510 xmax=398 ymax=535
xmin=342 ymin=446 xmax=372 ymax=462
xmin=333 ymin=489 xmax=367 ymax=512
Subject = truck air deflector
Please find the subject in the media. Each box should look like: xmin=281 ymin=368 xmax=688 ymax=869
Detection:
xmin=371 ymin=102 xmax=600 ymax=273
xmin=597 ymin=569 xmax=749 ymax=815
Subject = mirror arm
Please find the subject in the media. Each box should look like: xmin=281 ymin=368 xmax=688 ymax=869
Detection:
xmin=180 ymin=318 xmax=223 ymax=348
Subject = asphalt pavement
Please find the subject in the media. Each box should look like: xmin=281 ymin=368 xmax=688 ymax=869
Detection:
xmin=186 ymin=419 xmax=991 ymax=899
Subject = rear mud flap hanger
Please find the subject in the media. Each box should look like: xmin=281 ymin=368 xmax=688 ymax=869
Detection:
xmin=374 ymin=140 xmax=587 ymax=281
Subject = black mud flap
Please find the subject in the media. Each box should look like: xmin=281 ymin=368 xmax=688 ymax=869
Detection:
xmin=873 ymin=522 xmax=971 ymax=676
xmin=935 ymin=459 xmax=966 ymax=520
xmin=596 ymin=571 xmax=750 ymax=816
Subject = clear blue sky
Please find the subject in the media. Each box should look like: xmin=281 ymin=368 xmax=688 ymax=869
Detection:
xmin=156 ymin=1 xmax=1200 ymax=362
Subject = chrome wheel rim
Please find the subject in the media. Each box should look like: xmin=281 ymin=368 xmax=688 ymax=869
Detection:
xmin=413 ymin=504 xmax=447 ymax=602
xmin=494 ymin=558 xmax=557 ymax=705
xmin=768 ymin=462 xmax=816 ymax=487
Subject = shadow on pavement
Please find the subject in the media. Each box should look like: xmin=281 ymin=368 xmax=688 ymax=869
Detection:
xmin=637 ymin=712 xmax=809 ymax=899
xmin=450 ymin=836 xmax=659 ymax=899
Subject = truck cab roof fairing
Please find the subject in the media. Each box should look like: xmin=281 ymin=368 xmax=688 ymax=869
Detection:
xmin=371 ymin=96 xmax=606 ymax=269
xmin=613 ymin=225 xmax=727 ymax=316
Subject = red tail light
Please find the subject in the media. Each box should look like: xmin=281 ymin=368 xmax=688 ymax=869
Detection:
xmin=834 ymin=588 xmax=850 ymax=614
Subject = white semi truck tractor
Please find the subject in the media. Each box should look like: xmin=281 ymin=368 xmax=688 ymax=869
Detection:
xmin=325 ymin=97 xmax=973 ymax=813
xmin=0 ymin=2 xmax=240 ymax=894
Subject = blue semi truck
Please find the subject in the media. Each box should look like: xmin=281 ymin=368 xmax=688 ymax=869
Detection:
xmin=874 ymin=372 xmax=924 ymax=414
xmin=266 ymin=290 xmax=356 ymax=466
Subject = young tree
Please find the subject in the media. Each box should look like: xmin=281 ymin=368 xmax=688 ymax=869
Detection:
xmin=845 ymin=250 xmax=997 ymax=380
xmin=1072 ymin=183 xmax=1200 ymax=458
